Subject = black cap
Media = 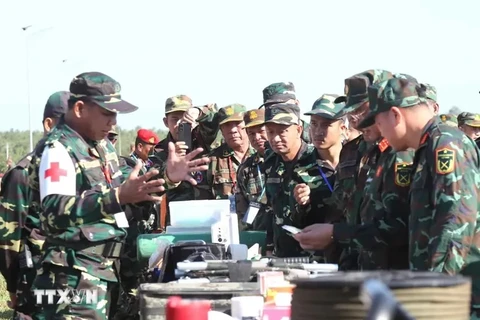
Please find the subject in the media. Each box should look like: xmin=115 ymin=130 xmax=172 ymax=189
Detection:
xmin=43 ymin=91 xmax=70 ymax=120
xmin=69 ymin=72 xmax=138 ymax=114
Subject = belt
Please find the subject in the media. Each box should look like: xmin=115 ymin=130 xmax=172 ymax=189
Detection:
xmin=45 ymin=240 xmax=124 ymax=258
xmin=80 ymin=242 xmax=123 ymax=258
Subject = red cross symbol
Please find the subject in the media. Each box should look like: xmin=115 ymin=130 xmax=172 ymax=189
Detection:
xmin=45 ymin=162 xmax=67 ymax=182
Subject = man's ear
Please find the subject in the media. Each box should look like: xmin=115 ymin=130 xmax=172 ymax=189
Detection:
xmin=73 ymin=100 xmax=86 ymax=118
xmin=43 ymin=117 xmax=53 ymax=133
xmin=297 ymin=123 xmax=303 ymax=138
xmin=163 ymin=117 xmax=168 ymax=127
xmin=390 ymin=107 xmax=403 ymax=125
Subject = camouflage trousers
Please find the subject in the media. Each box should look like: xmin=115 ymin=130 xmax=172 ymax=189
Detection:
xmin=31 ymin=264 xmax=113 ymax=320
xmin=11 ymin=267 xmax=37 ymax=320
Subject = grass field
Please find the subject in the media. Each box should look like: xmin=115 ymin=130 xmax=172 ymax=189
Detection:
xmin=0 ymin=277 xmax=13 ymax=320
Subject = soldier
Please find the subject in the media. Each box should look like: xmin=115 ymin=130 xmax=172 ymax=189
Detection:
xmin=260 ymin=82 xmax=311 ymax=145
xmin=295 ymin=82 xmax=415 ymax=270
xmin=0 ymin=91 xmax=69 ymax=320
xmin=129 ymin=129 xmax=160 ymax=172
xmin=113 ymin=128 xmax=161 ymax=320
xmin=235 ymin=108 xmax=269 ymax=231
xmin=438 ymin=113 xmax=458 ymax=127
xmin=263 ymin=102 xmax=332 ymax=258
xmin=330 ymin=69 xmax=393 ymax=270
xmin=153 ymin=95 xmax=220 ymax=227
xmin=367 ymin=77 xmax=480 ymax=319
xmin=29 ymin=72 xmax=210 ymax=320
xmin=292 ymin=94 xmax=346 ymax=262
xmin=457 ymin=112 xmax=480 ymax=142
xmin=207 ymin=104 xmax=254 ymax=199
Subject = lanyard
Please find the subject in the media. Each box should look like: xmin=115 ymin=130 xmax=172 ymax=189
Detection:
xmin=318 ymin=165 xmax=333 ymax=193
xmin=256 ymin=164 xmax=266 ymax=202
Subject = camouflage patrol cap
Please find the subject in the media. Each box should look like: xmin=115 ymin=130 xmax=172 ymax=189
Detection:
xmin=457 ymin=112 xmax=480 ymax=127
xmin=43 ymin=91 xmax=69 ymax=120
xmin=439 ymin=114 xmax=458 ymax=127
xmin=261 ymin=82 xmax=296 ymax=106
xmin=244 ymin=108 xmax=265 ymax=128
xmin=165 ymin=95 xmax=192 ymax=114
xmin=421 ymin=83 xmax=437 ymax=102
xmin=69 ymin=72 xmax=138 ymax=114
xmin=304 ymin=94 xmax=345 ymax=120
xmin=334 ymin=69 xmax=394 ymax=116
xmin=265 ymin=103 xmax=300 ymax=126
xmin=359 ymin=78 xmax=425 ymax=129
xmin=218 ymin=104 xmax=247 ymax=125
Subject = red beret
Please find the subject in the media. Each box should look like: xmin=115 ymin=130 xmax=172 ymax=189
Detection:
xmin=137 ymin=129 xmax=160 ymax=145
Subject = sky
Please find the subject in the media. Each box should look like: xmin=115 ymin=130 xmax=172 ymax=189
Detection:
xmin=1 ymin=0 xmax=479 ymax=132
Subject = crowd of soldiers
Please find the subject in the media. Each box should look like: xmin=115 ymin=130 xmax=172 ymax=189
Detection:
xmin=0 ymin=69 xmax=479 ymax=320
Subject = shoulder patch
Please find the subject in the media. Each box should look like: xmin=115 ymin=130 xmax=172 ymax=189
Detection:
xmin=394 ymin=162 xmax=412 ymax=187
xmin=435 ymin=147 xmax=455 ymax=175
xmin=39 ymin=142 xmax=76 ymax=202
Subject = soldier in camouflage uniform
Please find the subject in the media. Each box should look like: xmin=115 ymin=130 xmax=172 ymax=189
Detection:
xmin=153 ymin=96 xmax=221 ymax=225
xmin=235 ymin=108 xmax=269 ymax=231
xmin=260 ymin=82 xmax=311 ymax=145
xmin=263 ymin=102 xmax=335 ymax=259
xmin=369 ymin=77 xmax=480 ymax=319
xmin=438 ymin=113 xmax=458 ymax=127
xmin=328 ymin=69 xmax=393 ymax=270
xmin=457 ymin=112 xmax=480 ymax=142
xmin=207 ymin=104 xmax=255 ymax=199
xmin=422 ymin=83 xmax=439 ymax=115
xmin=29 ymin=72 xmax=209 ymax=320
xmin=292 ymin=94 xmax=346 ymax=262
xmin=112 ymin=129 xmax=161 ymax=320
xmin=0 ymin=91 xmax=69 ymax=320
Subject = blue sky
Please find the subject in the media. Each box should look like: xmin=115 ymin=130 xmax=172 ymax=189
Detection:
xmin=1 ymin=0 xmax=479 ymax=131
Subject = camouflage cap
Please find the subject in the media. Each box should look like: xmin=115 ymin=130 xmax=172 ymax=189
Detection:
xmin=421 ymin=83 xmax=437 ymax=102
xmin=334 ymin=69 xmax=394 ymax=115
xmin=457 ymin=112 xmax=480 ymax=127
xmin=359 ymin=78 xmax=425 ymax=129
xmin=244 ymin=108 xmax=265 ymax=128
xmin=165 ymin=95 xmax=192 ymax=114
xmin=304 ymin=94 xmax=345 ymax=120
xmin=43 ymin=91 xmax=69 ymax=120
xmin=261 ymin=82 xmax=296 ymax=106
xmin=69 ymin=72 xmax=138 ymax=114
xmin=218 ymin=104 xmax=247 ymax=125
xmin=265 ymin=103 xmax=300 ymax=126
xmin=439 ymin=114 xmax=458 ymax=127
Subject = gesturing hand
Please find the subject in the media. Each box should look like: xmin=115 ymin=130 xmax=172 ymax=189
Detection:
xmin=118 ymin=160 xmax=165 ymax=205
xmin=165 ymin=142 xmax=210 ymax=185
xmin=293 ymin=223 xmax=334 ymax=250
xmin=294 ymin=183 xmax=311 ymax=206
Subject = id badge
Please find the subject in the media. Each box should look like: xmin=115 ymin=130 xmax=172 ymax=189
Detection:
xmin=114 ymin=212 xmax=129 ymax=228
xmin=243 ymin=202 xmax=261 ymax=225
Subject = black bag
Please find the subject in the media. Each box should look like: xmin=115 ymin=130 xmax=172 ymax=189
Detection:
xmin=158 ymin=240 xmax=226 ymax=283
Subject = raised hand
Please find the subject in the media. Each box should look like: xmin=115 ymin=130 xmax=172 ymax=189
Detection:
xmin=118 ymin=160 xmax=165 ymax=205
xmin=165 ymin=142 xmax=210 ymax=185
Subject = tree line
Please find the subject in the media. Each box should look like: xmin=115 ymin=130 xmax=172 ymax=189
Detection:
xmin=0 ymin=127 xmax=168 ymax=173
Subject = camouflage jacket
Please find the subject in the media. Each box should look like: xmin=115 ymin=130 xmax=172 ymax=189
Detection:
xmin=207 ymin=143 xmax=255 ymax=199
xmin=331 ymin=134 xmax=369 ymax=270
xmin=264 ymin=142 xmax=338 ymax=258
xmin=152 ymin=105 xmax=221 ymax=223
xmin=333 ymin=139 xmax=414 ymax=270
xmin=28 ymin=122 xmax=175 ymax=282
xmin=0 ymin=152 xmax=44 ymax=293
xmin=235 ymin=151 xmax=268 ymax=231
xmin=409 ymin=118 xmax=480 ymax=310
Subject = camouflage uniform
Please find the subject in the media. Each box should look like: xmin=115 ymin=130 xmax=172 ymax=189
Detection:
xmin=207 ymin=104 xmax=255 ymax=199
xmin=367 ymin=78 xmax=480 ymax=319
xmin=331 ymin=69 xmax=394 ymax=270
xmin=260 ymin=82 xmax=311 ymax=145
xmin=0 ymin=91 xmax=69 ymax=320
xmin=153 ymin=96 xmax=220 ymax=225
xmin=458 ymin=112 xmax=480 ymax=130
xmin=438 ymin=113 xmax=458 ymax=127
xmin=29 ymin=73 xmax=175 ymax=320
xmin=263 ymin=103 xmax=336 ymax=258
xmin=235 ymin=109 xmax=269 ymax=231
